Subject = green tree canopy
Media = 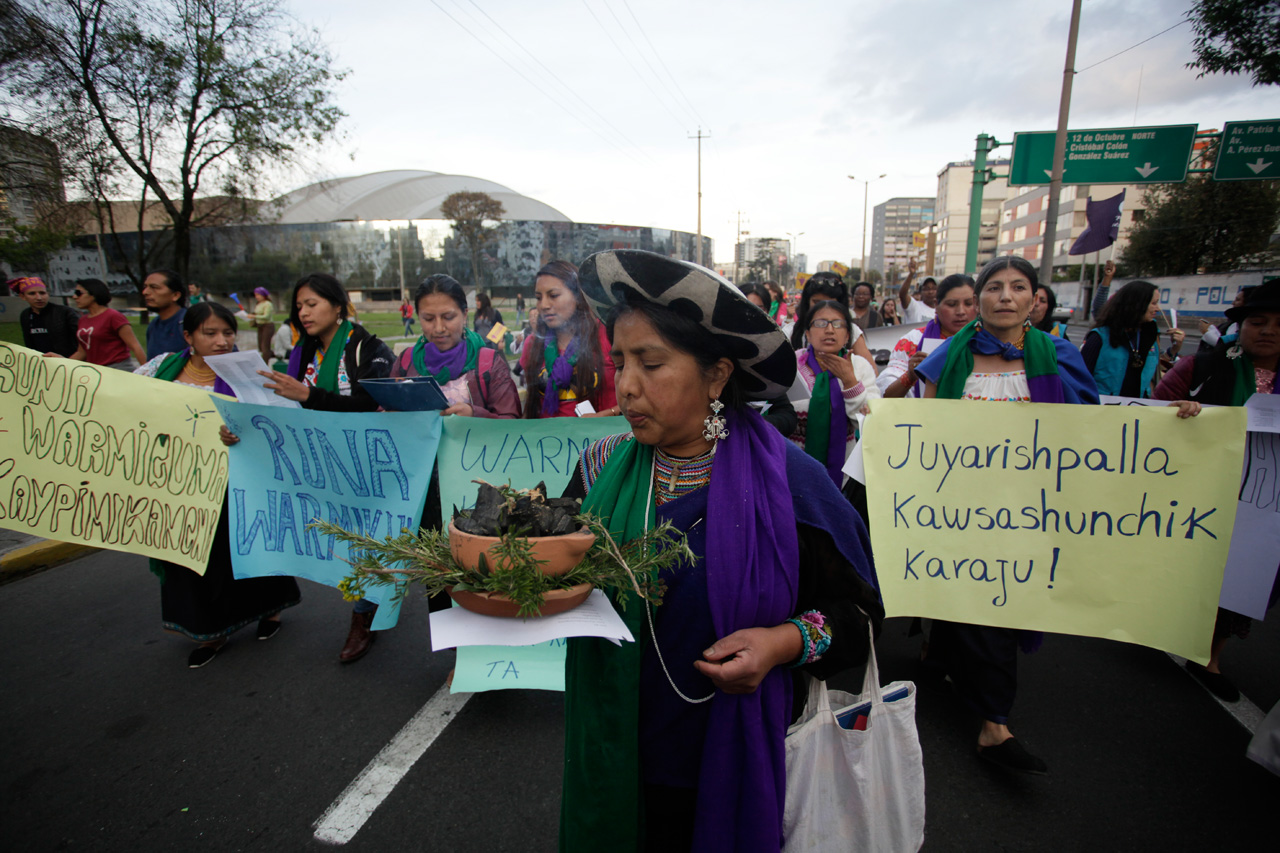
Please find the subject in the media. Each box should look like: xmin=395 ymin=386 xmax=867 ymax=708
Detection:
xmin=440 ymin=191 xmax=504 ymax=289
xmin=1187 ymin=0 xmax=1280 ymax=86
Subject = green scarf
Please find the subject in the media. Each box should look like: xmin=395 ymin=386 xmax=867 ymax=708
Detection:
xmin=315 ymin=320 xmax=353 ymax=393
xmin=804 ymin=350 xmax=835 ymax=465
xmin=410 ymin=328 xmax=484 ymax=383
xmin=1230 ymin=351 xmax=1258 ymax=407
xmin=153 ymin=352 xmax=189 ymax=382
xmin=560 ymin=437 xmax=654 ymax=853
xmin=768 ymin=299 xmax=781 ymax=320
xmin=934 ymin=319 xmax=1057 ymax=400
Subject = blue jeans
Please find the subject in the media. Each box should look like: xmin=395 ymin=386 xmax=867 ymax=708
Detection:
xmin=353 ymin=598 xmax=378 ymax=614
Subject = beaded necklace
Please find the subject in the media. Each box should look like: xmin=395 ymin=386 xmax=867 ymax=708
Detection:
xmin=652 ymin=444 xmax=716 ymax=505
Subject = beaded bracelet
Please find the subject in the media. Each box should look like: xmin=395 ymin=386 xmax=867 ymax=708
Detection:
xmin=786 ymin=610 xmax=831 ymax=668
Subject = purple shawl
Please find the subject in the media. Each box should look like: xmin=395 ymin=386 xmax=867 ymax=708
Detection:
xmin=693 ymin=407 xmax=799 ymax=851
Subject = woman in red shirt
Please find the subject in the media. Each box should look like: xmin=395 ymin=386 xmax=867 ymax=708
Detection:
xmin=521 ymin=260 xmax=618 ymax=418
xmin=68 ymin=278 xmax=145 ymax=369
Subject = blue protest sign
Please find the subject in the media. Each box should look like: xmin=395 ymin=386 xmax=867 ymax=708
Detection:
xmin=212 ymin=399 xmax=441 ymax=629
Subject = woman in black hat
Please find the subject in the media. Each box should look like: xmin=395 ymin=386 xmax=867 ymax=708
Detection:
xmin=1154 ymin=279 xmax=1280 ymax=701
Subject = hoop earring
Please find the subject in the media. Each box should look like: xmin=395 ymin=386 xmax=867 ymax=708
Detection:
xmin=702 ymin=399 xmax=729 ymax=442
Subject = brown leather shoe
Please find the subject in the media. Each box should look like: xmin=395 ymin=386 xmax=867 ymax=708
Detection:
xmin=339 ymin=610 xmax=377 ymax=663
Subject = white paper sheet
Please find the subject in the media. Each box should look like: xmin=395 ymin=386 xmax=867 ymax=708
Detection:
xmin=1220 ymin=431 xmax=1280 ymax=618
xmin=842 ymin=413 xmax=867 ymax=484
xmin=204 ymin=351 xmax=301 ymax=408
xmin=786 ymin=370 xmax=812 ymax=403
xmin=428 ymin=589 xmax=634 ymax=650
xmin=574 ymin=400 xmax=596 ymax=416
xmin=920 ymin=337 xmax=942 ymax=354
xmin=1246 ymin=394 xmax=1280 ymax=434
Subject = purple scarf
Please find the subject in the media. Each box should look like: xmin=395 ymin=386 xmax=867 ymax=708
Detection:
xmin=542 ymin=336 xmax=580 ymax=415
xmin=693 ymin=407 xmax=800 ymax=852
xmin=803 ymin=347 xmax=849 ymax=488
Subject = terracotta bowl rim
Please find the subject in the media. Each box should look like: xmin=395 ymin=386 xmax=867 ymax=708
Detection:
xmin=447 ymin=520 xmax=595 ymax=543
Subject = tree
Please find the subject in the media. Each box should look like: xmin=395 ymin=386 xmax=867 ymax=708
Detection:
xmin=0 ymin=0 xmax=346 ymax=281
xmin=1187 ymin=0 xmax=1280 ymax=86
xmin=440 ymin=191 xmax=504 ymax=289
xmin=1121 ymin=175 xmax=1280 ymax=276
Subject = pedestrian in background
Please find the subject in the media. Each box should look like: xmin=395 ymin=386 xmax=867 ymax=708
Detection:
xmin=1081 ymin=279 xmax=1184 ymax=398
xmin=849 ymin=281 xmax=882 ymax=330
xmin=878 ymin=273 xmax=977 ymax=399
xmin=762 ymin=279 xmax=790 ymax=326
xmin=473 ymin=291 xmax=503 ymax=341
xmin=68 ymin=278 xmax=146 ymax=369
xmin=1030 ymin=283 xmax=1068 ymax=339
xmin=515 ymin=290 xmax=526 ymax=325
xmin=897 ymin=257 xmax=938 ymax=324
xmin=400 ymin=296 xmax=414 ymax=336
xmin=522 ymin=259 xmax=618 ymax=418
xmin=913 ymin=256 xmax=1098 ymax=775
xmin=250 ymin=286 xmax=275 ymax=363
xmin=10 ymin=276 xmax=79 ymax=356
xmin=187 ymin=281 xmax=206 ymax=304
xmin=880 ymin=296 xmax=899 ymax=326
xmin=226 ymin=272 xmax=393 ymax=663
xmin=141 ymin=269 xmax=188 ymax=360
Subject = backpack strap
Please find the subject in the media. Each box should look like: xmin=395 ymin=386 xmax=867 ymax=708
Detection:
xmin=477 ymin=346 xmax=495 ymax=400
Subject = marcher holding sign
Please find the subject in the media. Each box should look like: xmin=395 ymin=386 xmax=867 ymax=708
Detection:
xmin=912 ymin=256 xmax=1100 ymax=775
xmin=222 ymin=272 xmax=394 ymax=664
xmin=878 ymin=273 xmax=977 ymax=399
xmin=135 ymin=302 xmax=300 ymax=668
xmin=1154 ymin=280 xmax=1280 ymax=702
xmin=561 ymin=250 xmax=882 ymax=852
xmin=521 ymin=260 xmax=619 ymax=419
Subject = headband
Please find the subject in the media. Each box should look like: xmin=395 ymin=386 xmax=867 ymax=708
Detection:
xmin=8 ymin=276 xmax=46 ymax=295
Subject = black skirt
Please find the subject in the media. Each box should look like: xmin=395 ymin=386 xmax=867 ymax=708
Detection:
xmin=158 ymin=500 xmax=301 ymax=641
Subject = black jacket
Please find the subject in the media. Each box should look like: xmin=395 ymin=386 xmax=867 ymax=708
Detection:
xmin=292 ymin=323 xmax=393 ymax=412
xmin=21 ymin=303 xmax=80 ymax=357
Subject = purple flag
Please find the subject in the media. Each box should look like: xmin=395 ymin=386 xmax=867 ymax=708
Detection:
xmin=1069 ymin=189 xmax=1125 ymax=255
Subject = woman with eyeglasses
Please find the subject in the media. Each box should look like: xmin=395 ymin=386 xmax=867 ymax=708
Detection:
xmin=67 ymin=278 xmax=146 ymax=369
xmin=138 ymin=302 xmax=301 ymax=668
xmin=788 ymin=271 xmax=877 ymax=369
xmin=788 ymin=300 xmax=879 ymax=489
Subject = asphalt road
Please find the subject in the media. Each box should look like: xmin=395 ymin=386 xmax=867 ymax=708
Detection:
xmin=2 ymin=549 xmax=1274 ymax=852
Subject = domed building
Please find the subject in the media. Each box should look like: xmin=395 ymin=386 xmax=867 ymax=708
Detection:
xmin=50 ymin=170 xmax=711 ymax=303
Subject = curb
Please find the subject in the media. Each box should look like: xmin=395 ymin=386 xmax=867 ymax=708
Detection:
xmin=0 ymin=539 xmax=98 ymax=582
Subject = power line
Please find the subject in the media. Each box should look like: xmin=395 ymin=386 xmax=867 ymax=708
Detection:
xmin=601 ymin=0 xmax=697 ymax=129
xmin=464 ymin=0 xmax=650 ymax=161
xmin=429 ymin=0 xmax=641 ymax=162
xmin=579 ymin=0 xmax=689 ymax=132
xmin=619 ymin=0 xmax=710 ymax=132
xmin=1076 ymin=20 xmax=1188 ymax=73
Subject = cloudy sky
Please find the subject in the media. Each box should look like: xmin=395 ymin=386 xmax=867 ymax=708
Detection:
xmin=290 ymin=0 xmax=1280 ymax=268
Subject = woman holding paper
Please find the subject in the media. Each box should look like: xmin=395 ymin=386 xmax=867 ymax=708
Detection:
xmin=558 ymin=250 xmax=882 ymax=853
xmin=139 ymin=302 xmax=301 ymax=668
xmin=1154 ymin=279 xmax=1280 ymax=702
xmin=391 ymin=274 xmax=520 ymax=418
xmin=472 ymin=291 xmax=503 ymax=341
xmin=877 ymin=273 xmax=977 ymax=398
xmin=787 ymin=300 xmax=878 ymax=485
xmin=912 ymin=256 xmax=1099 ymax=775
xmin=523 ymin=260 xmax=619 ymax=418
xmin=230 ymin=272 xmax=393 ymax=663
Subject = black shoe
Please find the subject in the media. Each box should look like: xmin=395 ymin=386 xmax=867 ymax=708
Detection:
xmin=257 ymin=618 xmax=282 ymax=641
xmin=188 ymin=644 xmax=223 ymax=668
xmin=1185 ymin=661 xmax=1240 ymax=702
xmin=978 ymin=738 xmax=1049 ymax=776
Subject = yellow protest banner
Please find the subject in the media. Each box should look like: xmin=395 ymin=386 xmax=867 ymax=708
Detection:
xmin=831 ymin=261 xmax=850 ymax=278
xmin=795 ymin=272 xmax=812 ymax=292
xmin=863 ymin=398 xmax=1246 ymax=663
xmin=0 ymin=343 xmax=229 ymax=573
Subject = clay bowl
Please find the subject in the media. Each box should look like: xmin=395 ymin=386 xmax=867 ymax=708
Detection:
xmin=447 ymin=583 xmax=594 ymax=618
xmin=447 ymin=521 xmax=596 ymax=578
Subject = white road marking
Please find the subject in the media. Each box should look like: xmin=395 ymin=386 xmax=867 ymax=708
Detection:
xmin=313 ymin=686 xmax=472 ymax=845
xmin=1167 ymin=653 xmax=1265 ymax=733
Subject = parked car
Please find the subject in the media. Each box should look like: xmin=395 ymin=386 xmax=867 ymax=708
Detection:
xmin=1052 ymin=306 xmax=1075 ymax=322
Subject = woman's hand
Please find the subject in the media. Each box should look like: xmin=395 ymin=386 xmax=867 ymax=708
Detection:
xmin=1172 ymin=400 xmax=1201 ymax=419
xmin=1167 ymin=328 xmax=1186 ymax=353
xmin=580 ymin=406 xmax=622 ymax=418
xmin=219 ymin=425 xmax=240 ymax=446
xmin=1198 ymin=318 xmax=1211 ymax=334
xmin=905 ymin=350 xmax=927 ymax=382
xmin=816 ymin=351 xmax=857 ymax=387
xmin=692 ymin=625 xmax=803 ymax=694
xmin=1103 ymin=259 xmax=1116 ymax=280
xmin=258 ymin=369 xmax=311 ymax=403
xmin=442 ymin=403 xmax=474 ymax=417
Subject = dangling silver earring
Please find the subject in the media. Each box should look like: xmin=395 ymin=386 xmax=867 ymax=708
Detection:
xmin=1227 ymin=344 xmax=1243 ymax=360
xmin=703 ymin=399 xmax=729 ymax=442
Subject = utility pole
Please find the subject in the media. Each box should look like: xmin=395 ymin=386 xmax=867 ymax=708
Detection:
xmin=690 ymin=128 xmax=710 ymax=266
xmin=849 ymin=174 xmax=886 ymax=280
xmin=964 ymin=134 xmax=999 ymax=273
xmin=1039 ymin=0 xmax=1083 ymax=285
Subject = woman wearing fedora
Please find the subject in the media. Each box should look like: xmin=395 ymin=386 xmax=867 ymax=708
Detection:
xmin=1155 ymin=279 xmax=1280 ymax=702
xmin=558 ymin=250 xmax=882 ymax=853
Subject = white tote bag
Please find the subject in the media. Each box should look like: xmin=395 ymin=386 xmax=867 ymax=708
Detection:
xmin=783 ymin=624 xmax=925 ymax=853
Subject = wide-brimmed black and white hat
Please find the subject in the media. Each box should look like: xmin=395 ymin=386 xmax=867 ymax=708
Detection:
xmin=578 ymin=250 xmax=796 ymax=400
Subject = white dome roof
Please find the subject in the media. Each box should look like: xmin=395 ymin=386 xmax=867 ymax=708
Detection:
xmin=272 ymin=170 xmax=571 ymax=223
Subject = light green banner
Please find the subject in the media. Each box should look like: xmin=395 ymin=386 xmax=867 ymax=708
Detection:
xmin=863 ymin=398 xmax=1246 ymax=664
xmin=437 ymin=415 xmax=628 ymax=692
xmin=0 ymin=343 xmax=229 ymax=573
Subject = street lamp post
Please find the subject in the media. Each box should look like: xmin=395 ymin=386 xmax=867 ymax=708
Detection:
xmin=786 ymin=231 xmax=805 ymax=289
xmin=849 ymin=174 xmax=886 ymax=281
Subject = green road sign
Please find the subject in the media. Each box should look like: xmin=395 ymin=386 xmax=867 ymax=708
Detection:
xmin=1213 ymin=120 xmax=1280 ymax=181
xmin=1008 ymin=124 xmax=1197 ymax=186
